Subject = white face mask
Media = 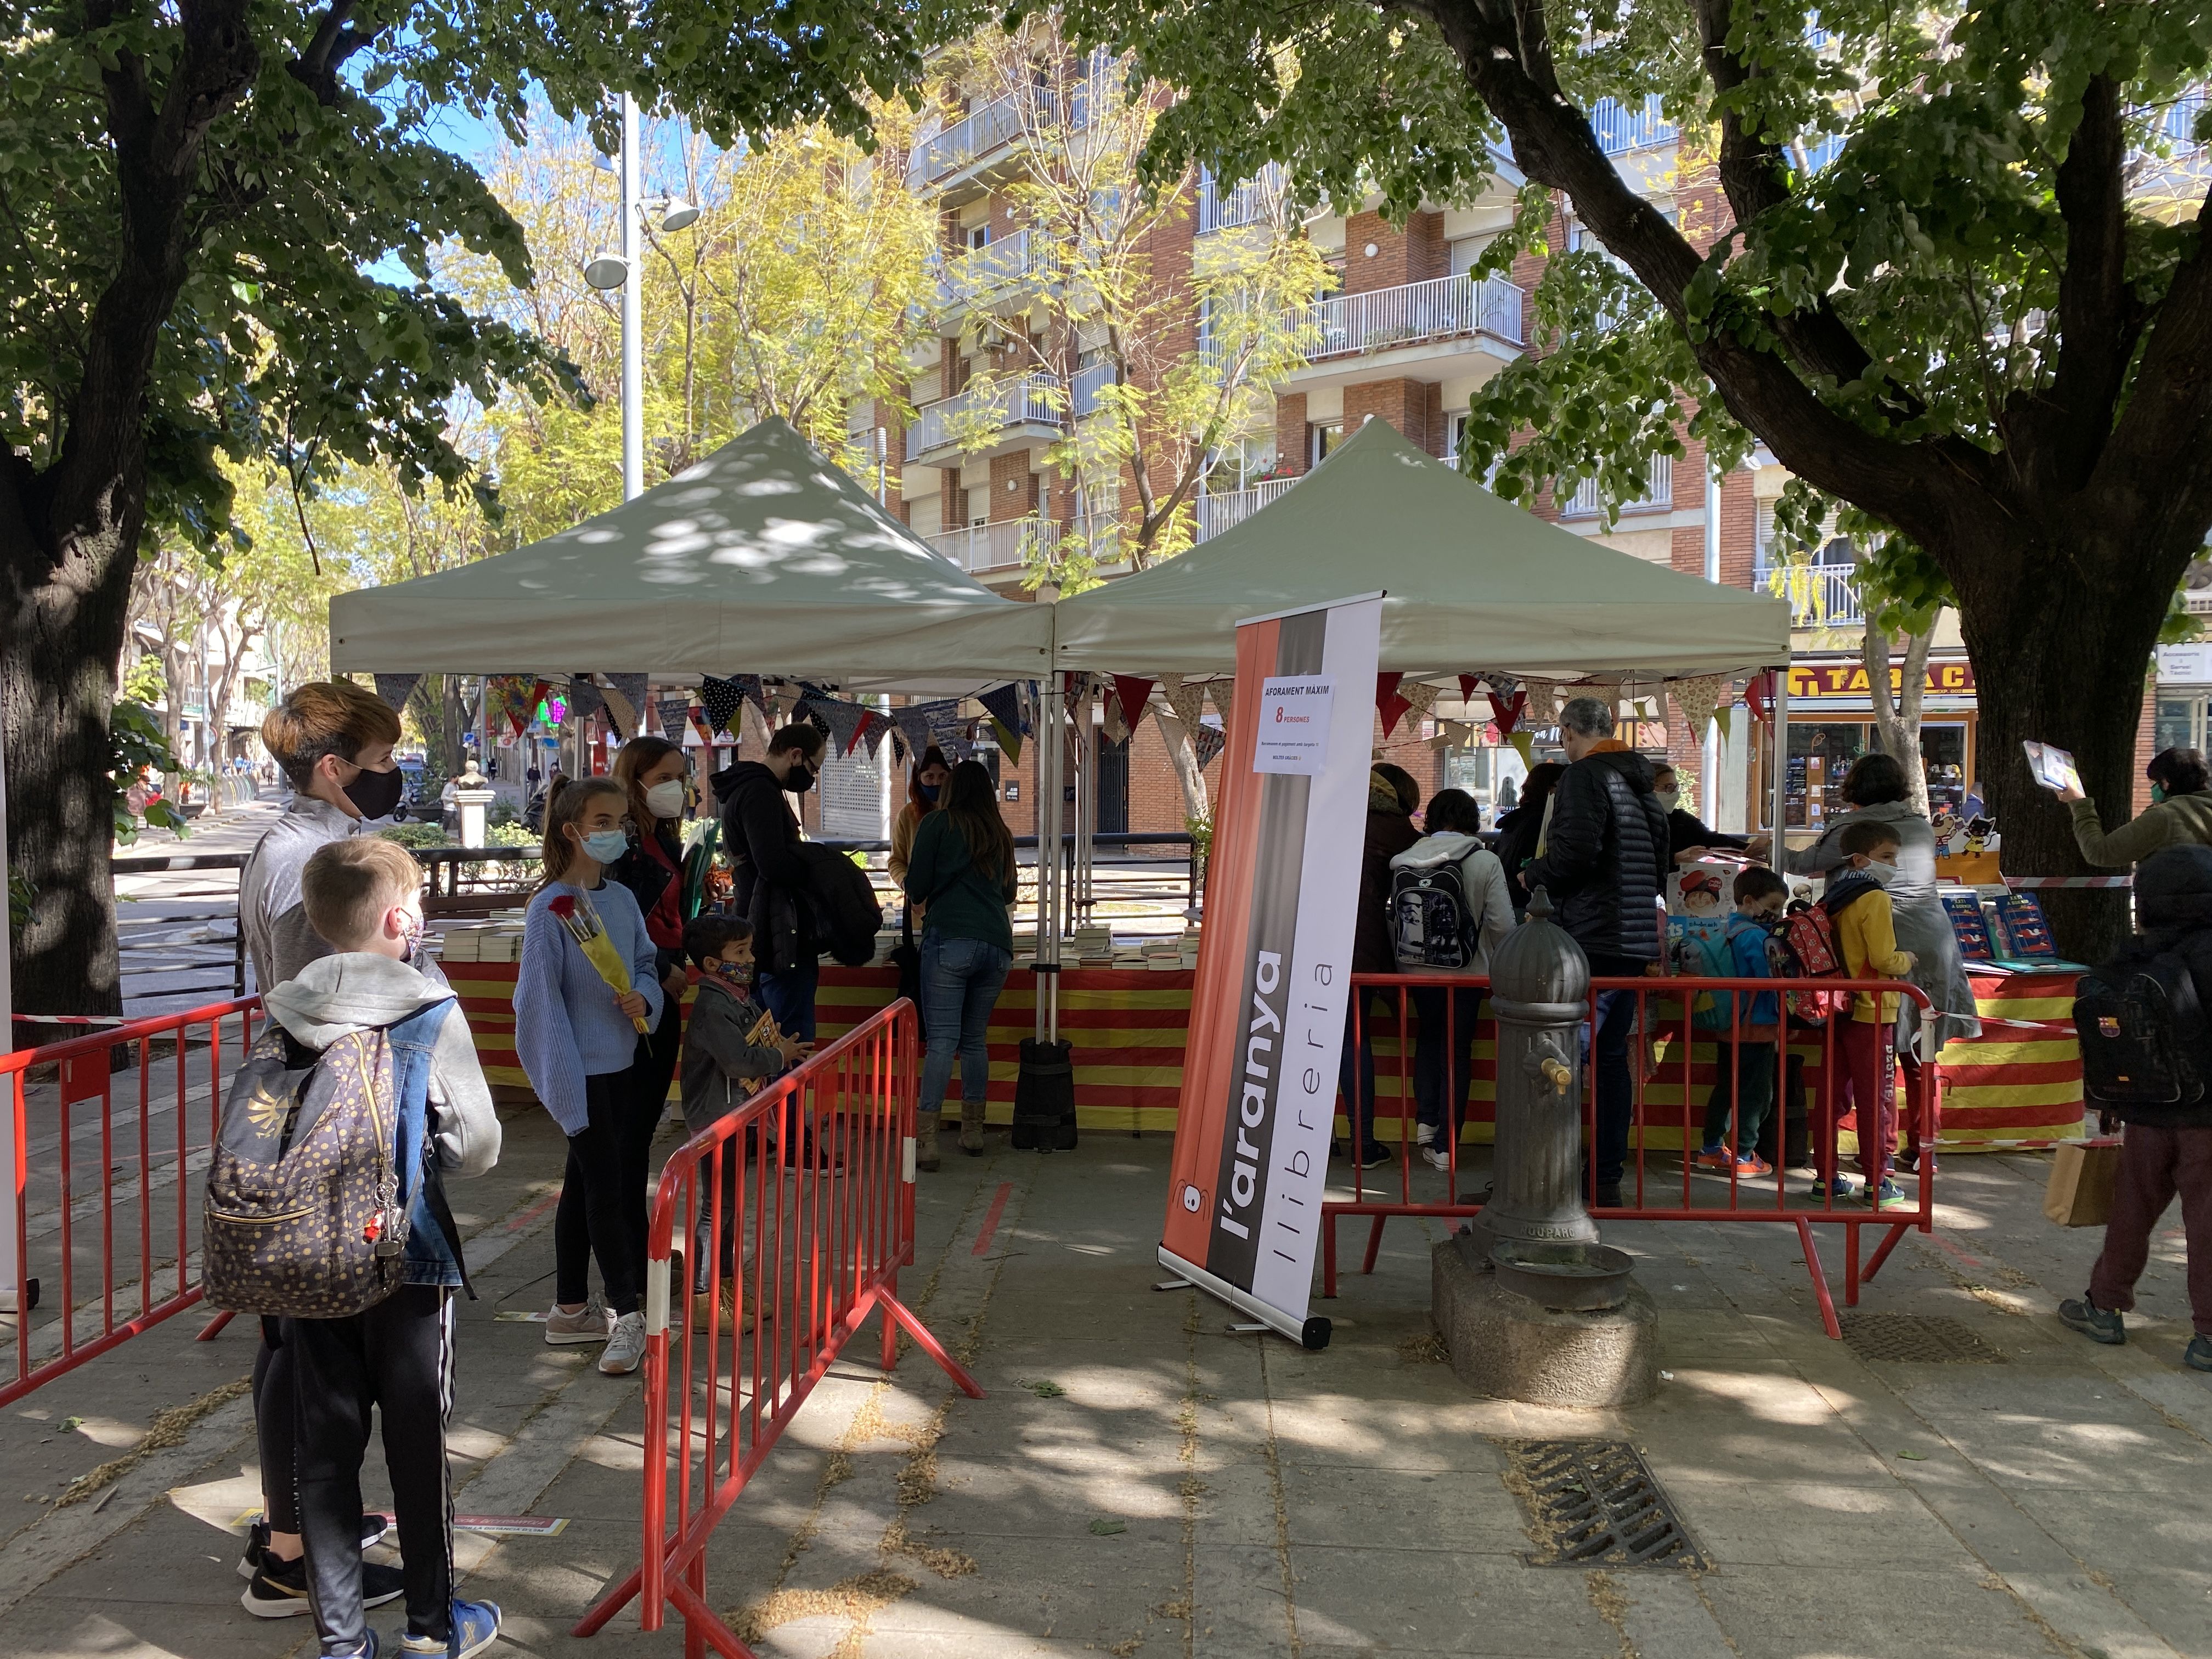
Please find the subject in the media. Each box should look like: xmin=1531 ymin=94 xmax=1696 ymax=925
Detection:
xmin=1862 ymin=858 xmax=1898 ymax=887
xmin=1654 ymin=788 xmax=1680 ymax=812
xmin=644 ymin=779 xmax=686 ymax=820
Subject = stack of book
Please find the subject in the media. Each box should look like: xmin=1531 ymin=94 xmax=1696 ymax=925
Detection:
xmin=428 ymin=920 xmax=526 ymax=963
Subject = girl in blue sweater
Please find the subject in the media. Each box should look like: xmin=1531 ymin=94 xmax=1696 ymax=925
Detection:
xmin=514 ymin=776 xmax=664 ymax=1375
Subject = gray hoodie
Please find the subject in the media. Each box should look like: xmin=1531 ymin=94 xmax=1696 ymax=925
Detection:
xmin=262 ymin=953 xmax=501 ymax=1179
xmin=240 ymin=796 xmax=448 ymax=993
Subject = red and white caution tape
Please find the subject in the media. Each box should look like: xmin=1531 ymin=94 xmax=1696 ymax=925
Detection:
xmin=2002 ymin=876 xmax=2132 ymax=889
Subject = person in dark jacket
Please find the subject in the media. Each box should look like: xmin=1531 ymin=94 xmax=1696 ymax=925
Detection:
xmin=610 ymin=735 xmax=693 ymax=1145
xmin=2058 ymin=844 xmax=2212 ymax=1372
xmin=1493 ymin=761 xmax=1565 ymax=915
xmin=1649 ymin=762 xmax=1770 ymax=865
xmin=710 ymin=722 xmax=829 ymax=1042
xmin=1523 ymin=696 xmax=1671 ymax=1207
xmin=1341 ymin=764 xmax=1423 ymax=1169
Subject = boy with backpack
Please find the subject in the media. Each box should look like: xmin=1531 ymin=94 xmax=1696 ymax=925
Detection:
xmin=2060 ymin=844 xmax=2212 ymax=1372
xmin=1820 ymin=820 xmax=1917 ymax=1209
xmin=680 ymin=912 xmax=809 ymax=1330
xmin=210 ymin=838 xmax=504 ymax=1658
xmin=1689 ymin=867 xmax=1789 ymax=1176
xmin=1388 ymin=789 xmax=1515 ymax=1170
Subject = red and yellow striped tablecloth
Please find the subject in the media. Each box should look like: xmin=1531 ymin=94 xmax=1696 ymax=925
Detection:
xmin=447 ymin=962 xmax=2081 ymax=1149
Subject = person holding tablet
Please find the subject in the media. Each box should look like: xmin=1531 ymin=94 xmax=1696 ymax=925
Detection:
xmin=2056 ymin=746 xmax=2212 ymax=866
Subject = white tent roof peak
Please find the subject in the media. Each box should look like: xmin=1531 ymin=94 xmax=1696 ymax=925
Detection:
xmin=330 ymin=416 xmax=1053 ymax=683
xmin=1049 ymin=417 xmax=1788 ymax=679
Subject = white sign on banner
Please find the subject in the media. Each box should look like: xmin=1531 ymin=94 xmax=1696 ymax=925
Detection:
xmin=1253 ymin=675 xmax=1335 ymax=775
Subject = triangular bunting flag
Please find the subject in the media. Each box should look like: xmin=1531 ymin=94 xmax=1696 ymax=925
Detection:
xmin=1743 ymin=670 xmax=1776 ymax=725
xmin=978 ymin=684 xmax=1024 ymax=743
xmin=602 ymin=674 xmax=649 ymax=738
xmin=1102 ymin=692 xmax=1130 ymax=747
xmin=1669 ymin=674 xmax=1726 ymax=737
xmin=1111 ymin=675 xmax=1155 ymax=733
xmin=699 ymin=675 xmax=746 ymax=737
xmin=819 ymin=697 xmax=870 ymax=759
xmin=1402 ymin=680 xmax=1441 ymax=720
xmin=566 ymin=675 xmax=604 ymax=725
xmin=1521 ymin=677 xmax=1559 ymax=726
xmin=1376 ymin=672 xmax=1412 ymax=739
xmin=1206 ymin=678 xmax=1232 ymax=724
xmin=988 ymin=717 xmax=1022 ymax=761
xmin=1508 ymin=730 xmax=1535 ymax=768
xmin=1163 ymin=675 xmax=1205 ymax=736
xmin=656 ymin=695 xmax=692 ymax=742
xmin=1192 ymin=724 xmax=1226 ymax=771
xmin=373 ymin=673 xmax=422 ymax=714
xmin=1459 ymin=673 xmax=1482 ymax=705
xmin=919 ymin=699 xmax=969 ymax=760
xmin=890 ymin=726 xmax=909 ymax=767
xmin=894 ymin=704 xmax=935 ymax=760
xmin=1714 ymin=706 xmax=1731 ymax=743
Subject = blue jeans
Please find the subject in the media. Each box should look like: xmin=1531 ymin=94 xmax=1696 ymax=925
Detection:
xmin=758 ymin=961 xmax=819 ymax=1043
xmin=1587 ymin=955 xmax=1646 ymax=1190
xmin=919 ymin=933 xmax=1012 ymax=1114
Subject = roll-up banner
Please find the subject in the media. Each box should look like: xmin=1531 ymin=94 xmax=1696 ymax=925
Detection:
xmin=1158 ymin=592 xmax=1385 ymax=1348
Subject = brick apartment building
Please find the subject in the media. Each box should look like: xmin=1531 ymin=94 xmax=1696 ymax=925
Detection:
xmin=819 ymin=39 xmax=2193 ymax=848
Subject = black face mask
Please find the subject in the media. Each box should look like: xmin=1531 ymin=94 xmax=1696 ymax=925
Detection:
xmin=343 ymin=763 xmax=406 ymax=819
xmin=785 ymin=760 xmax=818 ymax=795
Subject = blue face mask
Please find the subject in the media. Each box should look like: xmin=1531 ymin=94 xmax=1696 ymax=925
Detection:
xmin=579 ymin=828 xmax=628 ymax=864
xmin=918 ymin=782 xmax=940 ymax=803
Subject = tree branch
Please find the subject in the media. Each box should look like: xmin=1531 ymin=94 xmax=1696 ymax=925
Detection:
xmin=2034 ymin=73 xmax=2136 ymax=487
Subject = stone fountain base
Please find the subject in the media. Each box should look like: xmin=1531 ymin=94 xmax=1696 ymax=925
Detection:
xmin=1431 ymin=1233 xmax=1658 ymax=1408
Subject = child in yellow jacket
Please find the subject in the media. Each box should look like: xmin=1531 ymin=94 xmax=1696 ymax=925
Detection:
xmin=1818 ymin=821 xmax=1918 ymax=1208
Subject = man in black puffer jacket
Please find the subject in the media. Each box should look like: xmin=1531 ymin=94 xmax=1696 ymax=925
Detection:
xmin=710 ymin=722 xmax=829 ymax=1042
xmin=2058 ymin=844 xmax=2212 ymax=1373
xmin=1523 ymin=695 xmax=1671 ymax=1207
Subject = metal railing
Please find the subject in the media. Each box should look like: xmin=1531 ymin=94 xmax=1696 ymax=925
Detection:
xmin=1754 ymin=561 xmax=1866 ymax=625
xmin=925 ymin=516 xmax=1059 ymax=574
xmin=1198 ymin=167 xmax=1282 ymax=234
xmin=1590 ymin=94 xmax=1678 ymax=155
xmin=905 ymin=373 xmax=1064 ymax=461
xmin=1070 ymin=358 xmax=1115 ymax=418
xmin=1560 ymin=454 xmax=1674 ymax=520
xmin=1310 ymin=273 xmax=1524 ymax=359
xmin=933 ymin=229 xmax=1057 ymax=313
xmin=1196 ymin=477 xmax=1297 ymax=541
xmin=906 ymin=90 xmax=1051 ymax=189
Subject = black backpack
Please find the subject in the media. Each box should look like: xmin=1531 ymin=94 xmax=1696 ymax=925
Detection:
xmin=797 ymin=843 xmax=885 ymax=967
xmin=2076 ymin=944 xmax=2208 ymax=1115
xmin=1391 ymin=852 xmax=1475 ymax=969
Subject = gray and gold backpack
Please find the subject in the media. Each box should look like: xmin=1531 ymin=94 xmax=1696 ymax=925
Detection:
xmin=202 ymin=1021 xmax=414 ymax=1318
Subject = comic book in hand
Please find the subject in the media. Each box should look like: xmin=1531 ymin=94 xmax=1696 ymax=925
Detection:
xmin=735 ymin=1008 xmax=782 ymax=1098
xmin=2022 ymin=740 xmax=2084 ymax=795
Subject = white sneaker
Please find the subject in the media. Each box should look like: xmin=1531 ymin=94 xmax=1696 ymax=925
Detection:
xmin=1414 ymin=1122 xmax=1436 ymax=1147
xmin=544 ymin=1301 xmax=612 ymax=1345
xmin=1421 ymin=1144 xmax=1453 ymax=1171
xmin=599 ymin=1311 xmax=647 ymax=1375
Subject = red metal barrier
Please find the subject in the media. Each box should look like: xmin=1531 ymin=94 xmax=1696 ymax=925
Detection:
xmin=1 ymin=997 xmax=261 ymax=1408
xmin=574 ymin=996 xmax=983 ymax=1656
xmin=1325 ymin=972 xmax=1945 ymax=1338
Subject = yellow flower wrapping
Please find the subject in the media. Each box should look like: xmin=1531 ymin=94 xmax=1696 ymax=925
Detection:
xmin=577 ymin=928 xmax=649 ymax=1033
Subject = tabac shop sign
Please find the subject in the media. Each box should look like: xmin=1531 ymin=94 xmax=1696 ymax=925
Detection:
xmin=1787 ymin=660 xmax=1975 ymax=699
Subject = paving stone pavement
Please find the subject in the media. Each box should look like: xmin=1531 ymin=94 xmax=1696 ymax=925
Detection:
xmin=2 ymin=1104 xmax=2209 ymax=1659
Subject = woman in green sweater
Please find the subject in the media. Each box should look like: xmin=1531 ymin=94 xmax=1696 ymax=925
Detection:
xmin=902 ymin=759 xmax=1020 ymax=1166
xmin=2061 ymin=747 xmax=2212 ymax=866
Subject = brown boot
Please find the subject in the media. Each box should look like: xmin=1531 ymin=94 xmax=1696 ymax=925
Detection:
xmin=960 ymin=1099 xmax=986 ymax=1155
xmin=914 ymin=1110 xmax=941 ymax=1171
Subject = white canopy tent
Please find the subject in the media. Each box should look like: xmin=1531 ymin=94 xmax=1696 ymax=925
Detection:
xmin=1049 ymin=419 xmax=1788 ymax=679
xmin=329 ymin=416 xmax=1053 ymax=688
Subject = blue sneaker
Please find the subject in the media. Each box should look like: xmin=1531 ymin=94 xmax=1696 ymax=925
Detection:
xmin=1803 ymin=1176 xmax=1856 ymax=1202
xmin=399 ymin=1600 xmax=501 ymax=1659
xmin=1869 ymin=1178 xmax=1911 ymax=1211
xmin=2185 ymin=1334 xmax=2212 ymax=1373
xmin=2058 ymin=1295 xmax=2125 ymax=1346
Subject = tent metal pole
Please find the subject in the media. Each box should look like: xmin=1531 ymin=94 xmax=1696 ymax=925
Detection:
xmin=1035 ymin=671 xmax=1064 ymax=1042
xmin=1073 ymin=682 xmax=1092 ymax=930
xmin=1771 ymin=659 xmax=1790 ymax=862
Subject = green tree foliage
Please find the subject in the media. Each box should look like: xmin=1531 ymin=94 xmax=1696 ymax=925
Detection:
xmin=1054 ymin=0 xmax=2212 ymax=955
xmin=1 ymin=0 xmax=941 ymax=1013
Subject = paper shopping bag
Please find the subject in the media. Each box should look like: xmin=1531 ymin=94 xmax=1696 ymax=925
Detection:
xmin=2043 ymin=1139 xmax=2123 ymax=1228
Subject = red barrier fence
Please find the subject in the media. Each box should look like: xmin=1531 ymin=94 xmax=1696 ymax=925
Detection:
xmin=575 ymin=996 xmax=983 ymax=1657
xmin=1325 ymin=973 xmax=1945 ymax=1338
xmin=2 ymin=998 xmax=260 ymax=1409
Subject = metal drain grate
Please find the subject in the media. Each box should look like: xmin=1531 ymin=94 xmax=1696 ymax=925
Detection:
xmin=1501 ymin=1440 xmax=1704 ymax=1570
xmin=1839 ymin=1312 xmax=2008 ymax=1364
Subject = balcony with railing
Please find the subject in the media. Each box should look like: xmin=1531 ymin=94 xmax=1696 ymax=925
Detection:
xmin=926 ymin=516 xmax=1059 ymax=575
xmin=1589 ymin=94 xmax=1678 ymax=156
xmin=1198 ymin=166 xmax=1284 ymax=235
xmin=1069 ymin=359 xmax=1115 ymax=419
xmin=933 ymin=230 xmax=1056 ymax=317
xmin=904 ymin=374 xmax=1064 ymax=464
xmin=1306 ymin=273 xmax=1524 ymax=363
xmin=1195 ymin=477 xmax=1296 ymax=541
xmin=1559 ymin=455 xmax=1674 ymax=520
xmin=1753 ymin=561 xmax=1865 ymax=626
xmin=907 ymin=91 xmax=1054 ymax=193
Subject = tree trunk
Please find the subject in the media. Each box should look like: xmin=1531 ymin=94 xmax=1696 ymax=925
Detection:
xmin=1954 ymin=558 xmax=2158 ymax=965
xmin=1149 ymin=708 xmax=1210 ymax=823
xmin=2 ymin=546 xmax=137 ymax=1019
xmin=1861 ymin=618 xmax=1935 ymax=819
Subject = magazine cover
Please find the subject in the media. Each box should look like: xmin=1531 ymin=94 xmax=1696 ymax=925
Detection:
xmin=1940 ymin=893 xmax=1996 ymax=963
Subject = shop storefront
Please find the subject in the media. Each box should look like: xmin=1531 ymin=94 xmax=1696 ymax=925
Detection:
xmin=1752 ymin=657 xmax=1979 ymax=832
xmin=2155 ymin=642 xmax=2212 ymax=753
